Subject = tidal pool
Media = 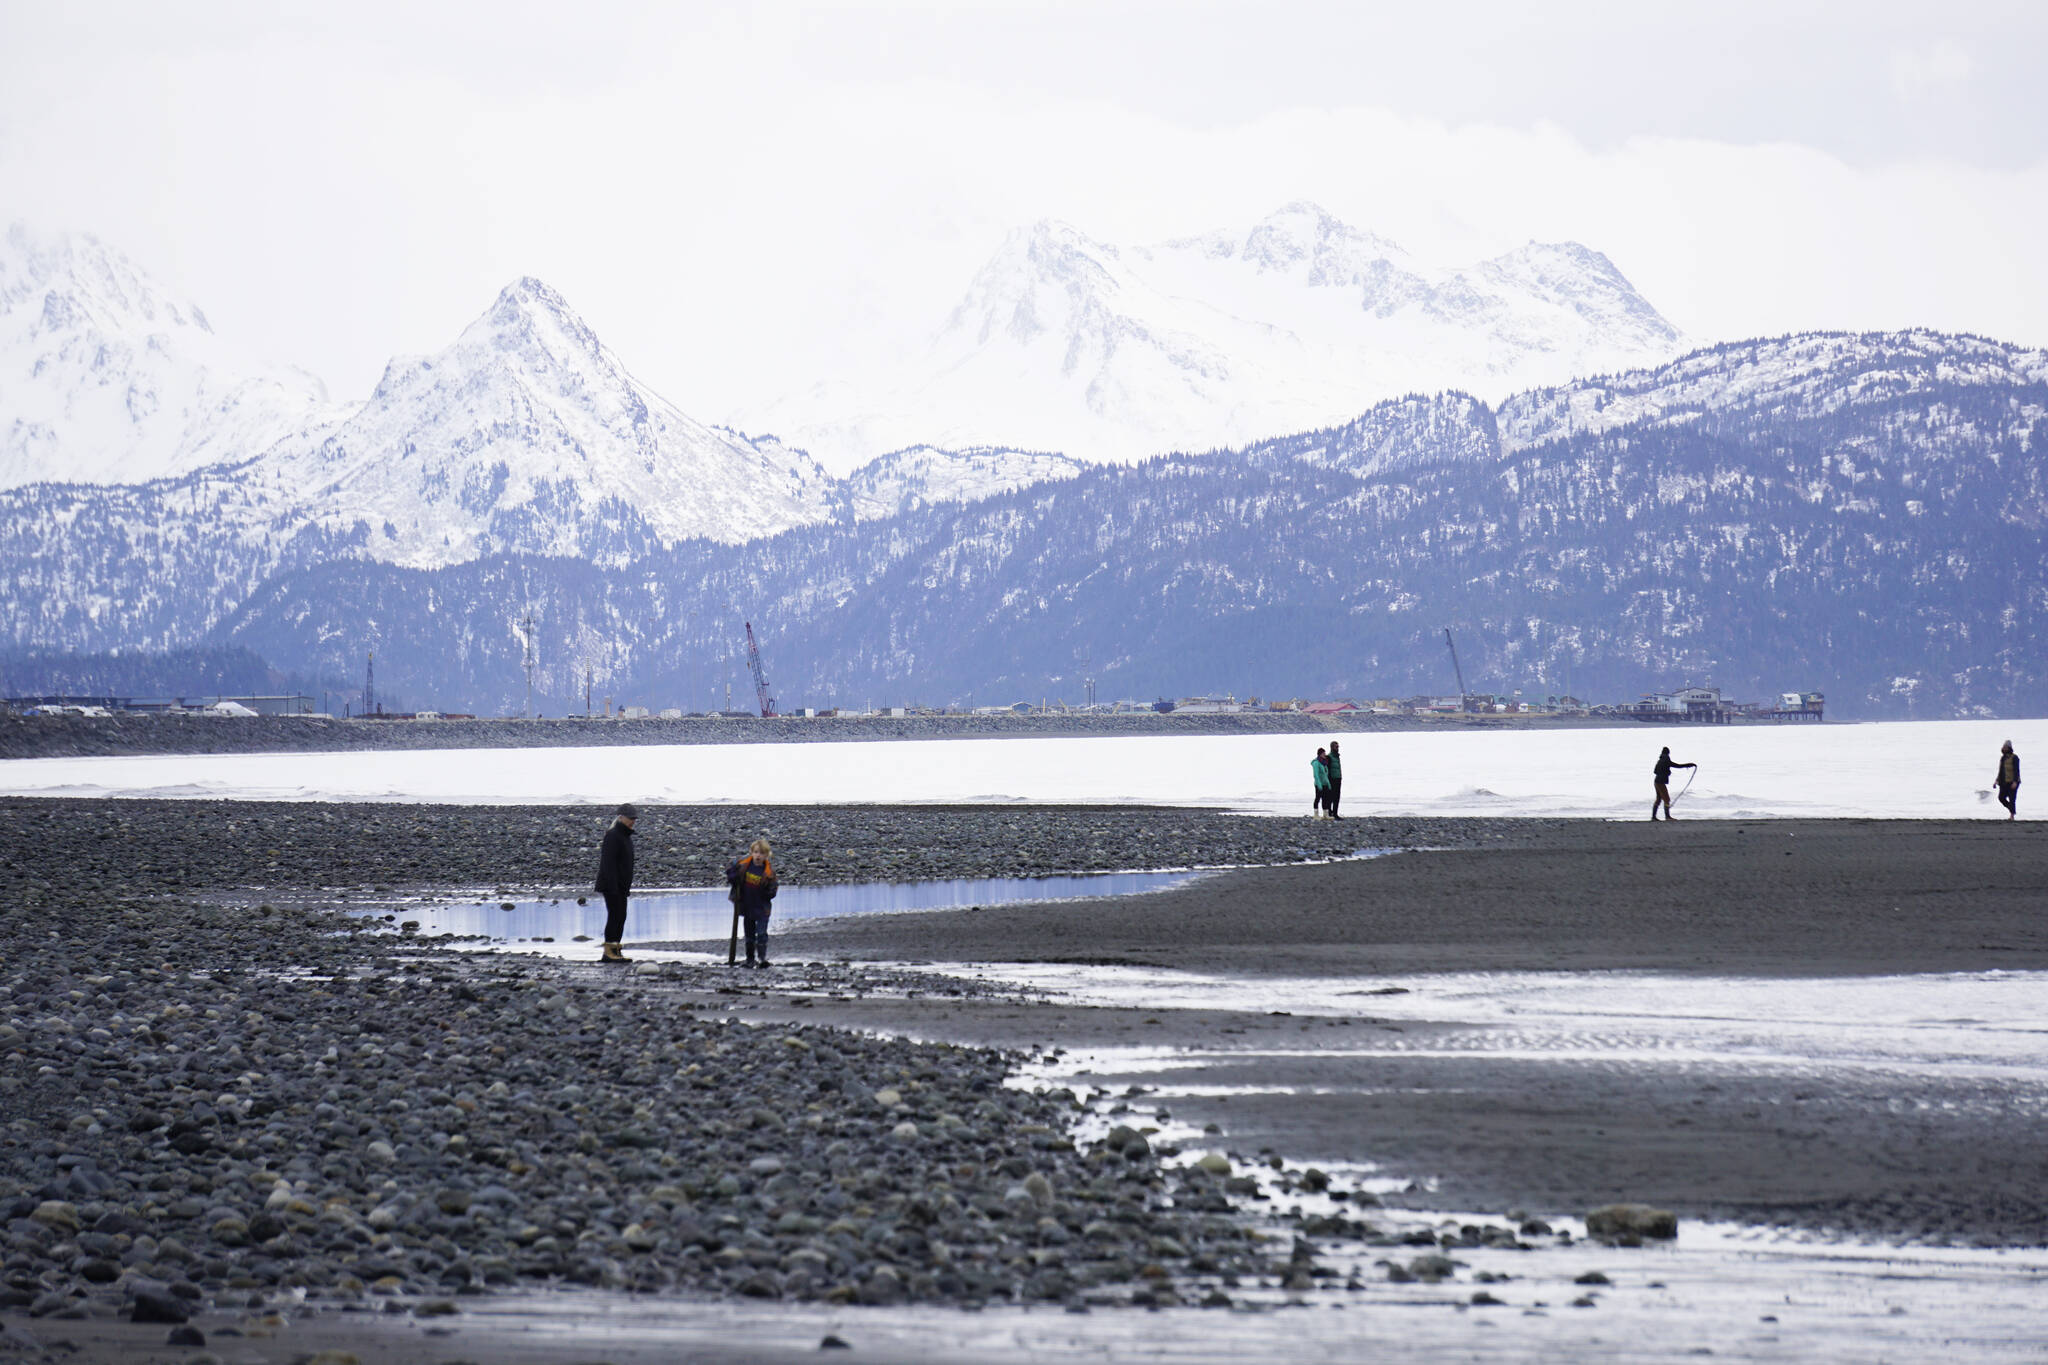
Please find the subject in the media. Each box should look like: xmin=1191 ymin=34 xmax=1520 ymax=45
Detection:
xmin=365 ymin=868 xmax=1203 ymax=946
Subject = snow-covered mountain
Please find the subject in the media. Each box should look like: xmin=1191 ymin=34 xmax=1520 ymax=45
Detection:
xmin=243 ymin=277 xmax=840 ymax=568
xmin=8 ymin=327 xmax=2044 ymax=717
xmin=0 ymin=222 xmax=1102 ymax=563
xmin=840 ymin=444 xmax=1084 ymax=522
xmin=743 ymin=202 xmax=1685 ymax=471
xmin=0 ymin=223 xmax=335 ymax=490
xmin=1497 ymin=328 xmax=2048 ymax=453
xmin=200 ymin=328 xmax=2048 ymax=719
xmin=0 ymin=242 xmax=1114 ymax=650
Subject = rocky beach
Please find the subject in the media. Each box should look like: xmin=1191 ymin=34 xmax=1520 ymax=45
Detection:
xmin=0 ymin=797 xmax=2043 ymax=1362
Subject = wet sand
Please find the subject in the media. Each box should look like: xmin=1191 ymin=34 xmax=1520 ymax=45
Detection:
xmin=789 ymin=818 xmax=2048 ymax=978
xmin=768 ymin=818 xmax=2048 ymax=1245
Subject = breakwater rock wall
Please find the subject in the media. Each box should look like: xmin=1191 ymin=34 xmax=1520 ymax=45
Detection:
xmin=0 ymin=709 xmax=1607 ymax=760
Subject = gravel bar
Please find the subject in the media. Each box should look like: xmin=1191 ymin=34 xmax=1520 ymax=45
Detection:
xmin=0 ymin=797 xmax=1555 ymax=894
xmin=0 ymin=798 xmax=1567 ymax=1332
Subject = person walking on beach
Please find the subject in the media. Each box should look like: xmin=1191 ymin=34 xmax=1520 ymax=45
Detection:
xmin=1311 ymin=748 xmax=1331 ymax=817
xmin=1651 ymin=747 xmax=1695 ymax=822
xmin=1325 ymin=741 xmax=1344 ymax=820
xmin=1995 ymin=740 xmax=2021 ymax=820
xmin=594 ymin=803 xmax=637 ymax=963
xmin=726 ymin=837 xmax=778 ymax=967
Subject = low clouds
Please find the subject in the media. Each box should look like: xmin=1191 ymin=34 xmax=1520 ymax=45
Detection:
xmin=1890 ymin=39 xmax=1974 ymax=97
xmin=1 ymin=2 xmax=2042 ymax=423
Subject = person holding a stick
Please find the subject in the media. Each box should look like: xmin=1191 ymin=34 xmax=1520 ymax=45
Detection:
xmin=726 ymin=837 xmax=778 ymax=968
xmin=1651 ymin=746 xmax=1696 ymax=822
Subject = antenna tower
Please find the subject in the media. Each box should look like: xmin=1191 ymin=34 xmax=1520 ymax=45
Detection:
xmin=364 ymin=651 xmax=376 ymax=718
xmin=744 ymin=621 xmax=776 ymax=717
xmin=519 ymin=612 xmax=538 ymax=719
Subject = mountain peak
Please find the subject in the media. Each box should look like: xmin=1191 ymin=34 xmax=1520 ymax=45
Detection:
xmin=485 ymin=274 xmax=595 ymax=336
xmin=1 ymin=221 xmax=211 ymax=334
xmin=269 ymin=273 xmax=838 ymax=568
xmin=491 ymin=274 xmax=573 ymax=316
xmin=0 ymin=221 xmax=330 ymax=489
xmin=456 ymin=275 xmax=610 ymax=379
xmin=1234 ymin=202 xmax=1409 ymax=280
xmin=1002 ymin=220 xmax=1121 ymax=280
xmin=1474 ymin=242 xmax=1679 ymax=343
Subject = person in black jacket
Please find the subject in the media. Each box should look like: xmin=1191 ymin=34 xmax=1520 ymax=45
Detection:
xmin=1995 ymin=740 xmax=2021 ymax=820
xmin=594 ymin=803 xmax=638 ymax=963
xmin=1651 ymin=747 xmax=1695 ymax=821
xmin=726 ymin=837 xmax=778 ymax=967
xmin=1325 ymin=741 xmax=1344 ymax=820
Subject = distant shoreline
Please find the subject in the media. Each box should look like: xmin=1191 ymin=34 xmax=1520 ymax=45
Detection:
xmin=1 ymin=707 xmax=1651 ymax=760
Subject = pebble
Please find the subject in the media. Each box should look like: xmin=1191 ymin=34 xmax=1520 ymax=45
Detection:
xmin=0 ymin=807 xmax=1309 ymax=1317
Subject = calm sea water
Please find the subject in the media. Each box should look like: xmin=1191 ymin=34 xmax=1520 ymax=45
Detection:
xmin=1 ymin=717 xmax=2039 ymax=820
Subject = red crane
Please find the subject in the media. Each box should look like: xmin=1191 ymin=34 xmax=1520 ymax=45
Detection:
xmin=744 ymin=621 xmax=776 ymax=718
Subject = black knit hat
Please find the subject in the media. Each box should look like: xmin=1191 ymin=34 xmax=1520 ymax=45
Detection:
xmin=616 ymin=803 xmax=639 ymax=820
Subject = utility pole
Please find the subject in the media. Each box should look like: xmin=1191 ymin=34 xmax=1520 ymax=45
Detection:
xmin=585 ymin=667 xmax=592 ymax=718
xmin=364 ymin=651 xmax=376 ymax=719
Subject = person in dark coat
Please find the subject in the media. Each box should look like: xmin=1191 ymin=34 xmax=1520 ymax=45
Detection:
xmin=726 ymin=837 xmax=778 ymax=967
xmin=1651 ymin=747 xmax=1695 ymax=821
xmin=1325 ymin=741 xmax=1344 ymax=820
xmin=593 ymin=803 xmax=637 ymax=963
xmin=1310 ymin=748 xmax=1330 ymax=816
xmin=1995 ymin=740 xmax=2021 ymax=820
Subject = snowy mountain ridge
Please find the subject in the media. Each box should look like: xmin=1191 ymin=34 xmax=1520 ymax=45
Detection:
xmin=1499 ymin=329 xmax=2048 ymax=453
xmin=839 ymin=444 xmax=1084 ymax=522
xmin=0 ymin=221 xmax=337 ymax=489
xmin=11 ymin=320 xmax=2039 ymax=724
xmin=744 ymin=201 xmax=1686 ymax=471
xmin=0 ymin=226 xmax=1117 ymax=559
xmin=199 ymin=327 xmax=2047 ymax=720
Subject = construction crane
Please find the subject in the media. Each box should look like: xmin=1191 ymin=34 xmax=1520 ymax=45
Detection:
xmin=743 ymin=621 xmax=776 ymax=718
xmin=1443 ymin=628 xmax=1470 ymax=707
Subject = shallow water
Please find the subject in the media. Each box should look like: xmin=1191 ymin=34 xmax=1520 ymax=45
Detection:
xmin=980 ymin=961 xmax=2048 ymax=1357
xmin=976 ymin=965 xmax=2048 ymax=1093
xmin=279 ymin=1247 xmax=2048 ymax=1364
xmin=4 ymin=716 xmax=2041 ymax=819
xmin=368 ymin=868 xmax=1202 ymax=946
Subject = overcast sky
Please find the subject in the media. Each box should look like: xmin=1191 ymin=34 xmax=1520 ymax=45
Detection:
xmin=3 ymin=0 xmax=2043 ymax=415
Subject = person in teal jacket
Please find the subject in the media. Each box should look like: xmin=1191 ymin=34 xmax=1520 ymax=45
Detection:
xmin=1311 ymin=748 xmax=1330 ymax=816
